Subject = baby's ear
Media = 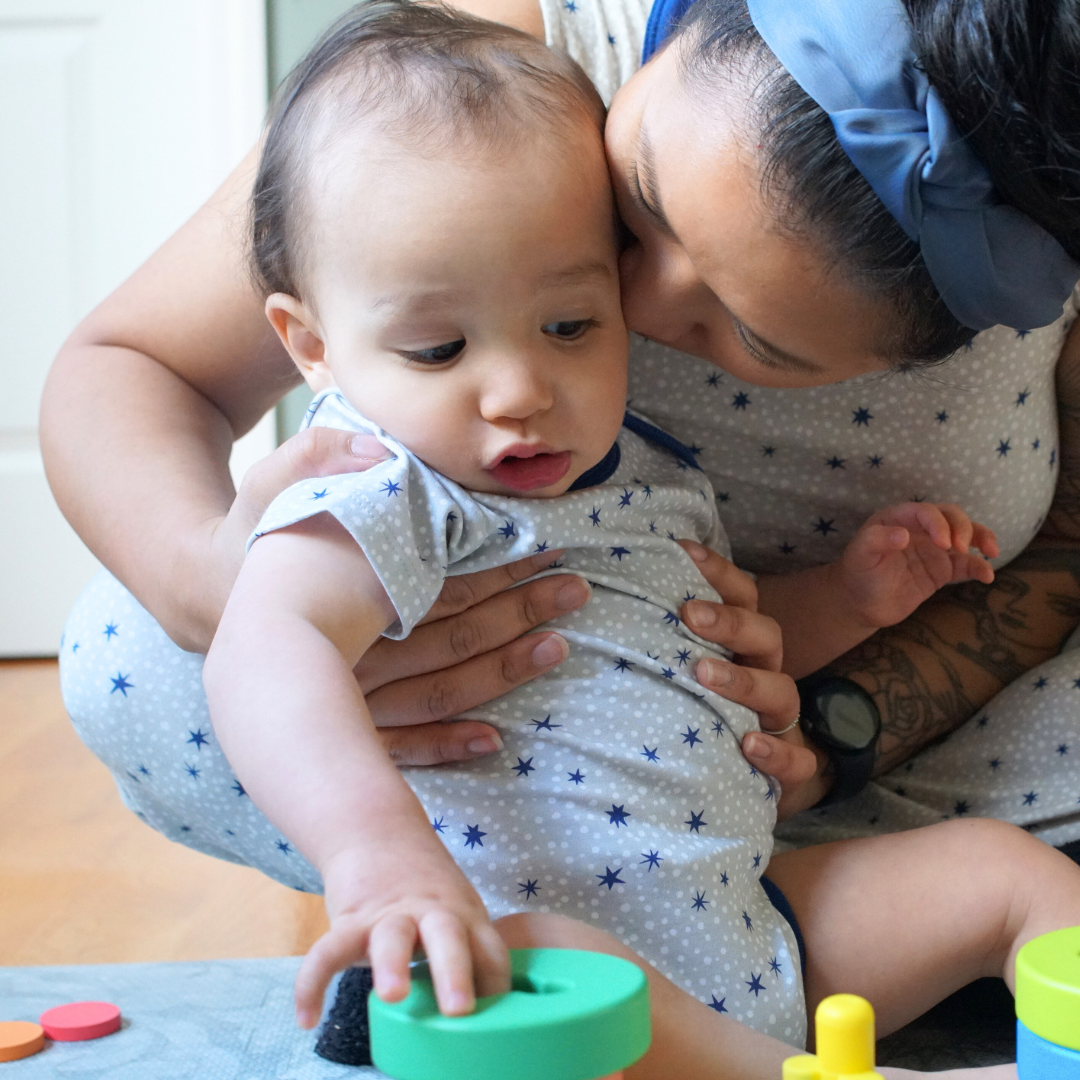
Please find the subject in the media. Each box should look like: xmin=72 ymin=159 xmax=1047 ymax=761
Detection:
xmin=265 ymin=293 xmax=333 ymax=391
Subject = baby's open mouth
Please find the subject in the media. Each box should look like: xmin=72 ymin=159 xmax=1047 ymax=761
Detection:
xmin=487 ymin=450 xmax=572 ymax=492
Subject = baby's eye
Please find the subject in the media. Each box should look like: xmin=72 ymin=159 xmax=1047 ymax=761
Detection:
xmin=401 ymin=339 xmax=466 ymax=364
xmin=542 ymin=319 xmax=597 ymax=341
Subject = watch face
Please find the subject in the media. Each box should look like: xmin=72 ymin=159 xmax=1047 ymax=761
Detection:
xmin=816 ymin=686 xmax=879 ymax=751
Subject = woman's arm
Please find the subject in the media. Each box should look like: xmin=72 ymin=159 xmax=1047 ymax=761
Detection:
xmin=729 ymin=317 xmax=1080 ymax=804
xmin=40 ymin=0 xmax=543 ymax=654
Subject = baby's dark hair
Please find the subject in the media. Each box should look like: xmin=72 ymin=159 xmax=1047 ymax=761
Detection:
xmin=675 ymin=0 xmax=1080 ymax=367
xmin=252 ymin=0 xmax=604 ymax=299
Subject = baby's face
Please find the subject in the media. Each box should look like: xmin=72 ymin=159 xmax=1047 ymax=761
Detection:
xmin=275 ymin=121 xmax=628 ymax=497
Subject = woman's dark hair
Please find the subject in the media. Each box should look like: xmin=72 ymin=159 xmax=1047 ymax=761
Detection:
xmin=675 ymin=0 xmax=1080 ymax=367
xmin=252 ymin=0 xmax=603 ymax=299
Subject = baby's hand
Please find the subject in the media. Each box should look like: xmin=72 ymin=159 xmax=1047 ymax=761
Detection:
xmin=293 ymin=839 xmax=510 ymax=1028
xmin=839 ymin=502 xmax=999 ymax=629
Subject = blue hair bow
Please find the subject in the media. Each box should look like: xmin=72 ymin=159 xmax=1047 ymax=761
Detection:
xmin=642 ymin=0 xmax=1080 ymax=332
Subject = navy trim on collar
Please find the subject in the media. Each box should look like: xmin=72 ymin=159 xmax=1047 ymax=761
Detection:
xmin=622 ymin=412 xmax=702 ymax=471
xmin=568 ymin=440 xmax=622 ymax=491
xmin=567 ymin=411 xmax=701 ymax=491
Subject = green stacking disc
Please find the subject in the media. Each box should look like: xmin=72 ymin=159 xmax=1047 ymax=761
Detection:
xmin=1016 ymin=927 xmax=1080 ymax=1051
xmin=369 ymin=948 xmax=651 ymax=1080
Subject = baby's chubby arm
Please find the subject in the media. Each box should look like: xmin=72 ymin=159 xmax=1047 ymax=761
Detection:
xmin=202 ymin=515 xmax=510 ymax=1027
xmin=757 ymin=503 xmax=999 ymax=679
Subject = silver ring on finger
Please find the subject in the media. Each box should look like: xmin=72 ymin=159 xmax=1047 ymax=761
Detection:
xmin=763 ymin=713 xmax=800 ymax=736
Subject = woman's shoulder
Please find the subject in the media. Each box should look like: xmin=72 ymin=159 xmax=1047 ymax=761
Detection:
xmin=534 ymin=0 xmax=650 ymax=103
xmin=452 ymin=0 xmax=647 ymax=102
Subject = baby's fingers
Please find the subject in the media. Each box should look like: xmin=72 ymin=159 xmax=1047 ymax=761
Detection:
xmin=295 ymin=921 xmax=374 ymax=1029
xmin=971 ymin=521 xmax=1000 ymax=560
xmin=370 ymin=913 xmax=421 ymax=1005
xmin=418 ymin=909 xmax=482 ymax=1016
xmin=931 ymin=503 xmax=975 ymax=553
xmin=846 ymin=523 xmax=909 ymax=572
xmin=952 ymin=550 xmax=996 ymax=585
xmin=470 ymin=921 xmax=513 ymax=1000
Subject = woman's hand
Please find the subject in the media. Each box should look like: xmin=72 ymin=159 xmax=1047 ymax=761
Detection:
xmin=676 ymin=541 xmax=828 ymax=819
xmin=357 ymin=552 xmax=591 ymax=765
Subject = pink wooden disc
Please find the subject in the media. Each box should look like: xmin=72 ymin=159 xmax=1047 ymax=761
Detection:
xmin=39 ymin=1001 xmax=121 ymax=1041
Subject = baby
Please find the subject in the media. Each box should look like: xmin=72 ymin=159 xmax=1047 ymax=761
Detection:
xmin=66 ymin=0 xmax=1078 ymax=1067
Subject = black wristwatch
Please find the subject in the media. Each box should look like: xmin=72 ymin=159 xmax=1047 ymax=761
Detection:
xmin=796 ymin=673 xmax=882 ymax=807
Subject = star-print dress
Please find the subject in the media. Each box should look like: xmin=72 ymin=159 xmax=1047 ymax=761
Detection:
xmin=60 ymin=390 xmax=806 ymax=1047
xmin=537 ymin=0 xmax=1080 ymax=850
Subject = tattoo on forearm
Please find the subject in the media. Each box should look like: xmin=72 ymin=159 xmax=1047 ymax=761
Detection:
xmin=827 ymin=544 xmax=1080 ymax=776
xmin=827 ymin=613 xmax=977 ymax=776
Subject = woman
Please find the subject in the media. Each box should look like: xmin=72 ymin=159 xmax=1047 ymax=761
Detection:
xmin=44 ymin=0 xmax=1080 ymax=863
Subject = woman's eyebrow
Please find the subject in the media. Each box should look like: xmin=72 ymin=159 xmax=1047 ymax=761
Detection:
xmin=634 ymin=132 xmax=677 ymax=237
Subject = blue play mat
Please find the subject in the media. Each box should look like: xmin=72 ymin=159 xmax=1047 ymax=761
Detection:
xmin=0 ymin=957 xmax=381 ymax=1078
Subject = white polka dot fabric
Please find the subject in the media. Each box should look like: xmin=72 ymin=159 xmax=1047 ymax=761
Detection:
xmin=60 ymin=392 xmax=806 ymax=1047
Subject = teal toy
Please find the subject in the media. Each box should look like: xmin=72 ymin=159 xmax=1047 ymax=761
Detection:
xmin=1016 ymin=927 xmax=1080 ymax=1080
xmin=368 ymin=948 xmax=651 ymax=1080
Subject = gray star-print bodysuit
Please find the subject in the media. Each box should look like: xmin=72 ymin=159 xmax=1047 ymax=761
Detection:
xmin=60 ymin=391 xmax=806 ymax=1047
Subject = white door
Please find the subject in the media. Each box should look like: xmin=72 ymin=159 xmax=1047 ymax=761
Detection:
xmin=0 ymin=0 xmax=274 ymax=657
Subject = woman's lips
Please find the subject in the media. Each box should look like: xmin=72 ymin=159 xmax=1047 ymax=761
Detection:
xmin=487 ymin=451 xmax=572 ymax=492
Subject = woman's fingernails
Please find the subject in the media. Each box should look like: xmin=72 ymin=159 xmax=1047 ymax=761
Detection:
xmin=532 ymin=634 xmax=569 ymax=668
xmin=684 ymin=600 xmax=717 ymax=628
xmin=555 ymin=578 xmax=591 ymax=611
xmin=467 ymin=733 xmax=503 ymax=755
xmin=683 ymin=541 xmax=708 ymax=563
xmin=349 ymin=435 xmax=390 ymax=461
xmin=744 ymin=732 xmax=772 ymax=762
xmin=699 ymin=658 xmax=733 ymax=687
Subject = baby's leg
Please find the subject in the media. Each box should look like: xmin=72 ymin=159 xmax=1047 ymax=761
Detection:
xmin=766 ymin=818 xmax=1080 ymax=1038
xmin=496 ymin=912 xmax=798 ymax=1080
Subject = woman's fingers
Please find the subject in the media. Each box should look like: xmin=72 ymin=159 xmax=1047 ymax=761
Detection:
xmin=234 ymin=427 xmax=389 ymax=536
xmin=681 ymin=600 xmax=783 ymax=672
xmin=418 ymin=551 xmax=570 ymax=624
xmin=741 ymin=731 xmax=831 ymax=819
xmin=677 ymin=541 xmax=758 ymax=611
xmin=378 ymin=720 xmax=504 ymax=766
xmin=357 ymin=574 xmax=589 ymax=692
xmin=366 ymin=631 xmax=569 ymax=728
xmin=695 ymin=657 xmax=799 ymax=724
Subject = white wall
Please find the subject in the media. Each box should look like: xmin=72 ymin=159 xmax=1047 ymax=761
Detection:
xmin=0 ymin=0 xmax=272 ymax=656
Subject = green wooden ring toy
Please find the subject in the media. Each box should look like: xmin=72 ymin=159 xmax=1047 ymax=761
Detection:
xmin=369 ymin=948 xmax=651 ymax=1080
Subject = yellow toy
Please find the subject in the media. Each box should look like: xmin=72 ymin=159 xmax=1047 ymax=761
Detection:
xmin=783 ymin=994 xmax=883 ymax=1080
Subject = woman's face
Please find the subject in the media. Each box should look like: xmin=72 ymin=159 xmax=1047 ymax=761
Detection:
xmin=606 ymin=42 xmax=894 ymax=388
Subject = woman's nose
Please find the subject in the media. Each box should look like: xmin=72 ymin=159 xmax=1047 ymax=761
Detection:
xmin=619 ymin=238 xmax=708 ymax=345
xmin=478 ymin=359 xmax=554 ymax=422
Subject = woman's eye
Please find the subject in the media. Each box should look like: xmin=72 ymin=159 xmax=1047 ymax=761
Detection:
xmin=401 ymin=339 xmax=466 ymax=365
xmin=543 ymin=319 xmax=597 ymax=341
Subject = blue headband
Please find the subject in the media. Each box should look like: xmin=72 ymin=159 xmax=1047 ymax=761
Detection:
xmin=641 ymin=0 xmax=1080 ymax=332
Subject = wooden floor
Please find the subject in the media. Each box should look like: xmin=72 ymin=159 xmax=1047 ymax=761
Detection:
xmin=0 ymin=659 xmax=327 ymax=967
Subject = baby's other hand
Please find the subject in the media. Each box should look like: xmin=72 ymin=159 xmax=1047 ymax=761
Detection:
xmin=293 ymin=843 xmax=510 ymax=1029
xmin=839 ymin=502 xmax=999 ymax=628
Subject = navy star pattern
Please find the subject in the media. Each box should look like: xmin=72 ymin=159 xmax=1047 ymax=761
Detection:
xmin=110 ymin=672 xmax=134 ymax=696
xmin=463 ymin=824 xmax=487 ymax=848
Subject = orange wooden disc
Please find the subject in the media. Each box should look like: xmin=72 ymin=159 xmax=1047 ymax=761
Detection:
xmin=0 ymin=1021 xmax=45 ymax=1062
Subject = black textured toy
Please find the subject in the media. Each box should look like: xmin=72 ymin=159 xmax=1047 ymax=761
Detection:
xmin=315 ymin=966 xmax=375 ymax=1065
